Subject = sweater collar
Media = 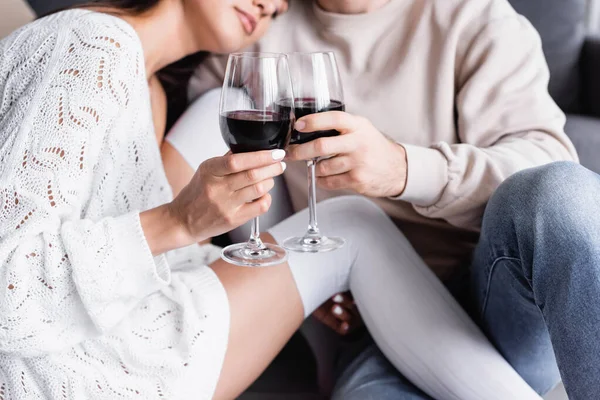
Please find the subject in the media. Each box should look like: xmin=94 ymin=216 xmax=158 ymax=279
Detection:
xmin=311 ymin=0 xmax=410 ymax=32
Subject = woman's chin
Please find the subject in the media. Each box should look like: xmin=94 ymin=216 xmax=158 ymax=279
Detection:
xmin=206 ymin=32 xmax=253 ymax=54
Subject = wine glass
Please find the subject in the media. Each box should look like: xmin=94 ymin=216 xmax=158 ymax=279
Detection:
xmin=219 ymin=52 xmax=294 ymax=267
xmin=282 ymin=52 xmax=346 ymax=253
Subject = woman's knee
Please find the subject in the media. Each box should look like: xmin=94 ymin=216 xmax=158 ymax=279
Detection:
xmin=317 ymin=196 xmax=392 ymax=230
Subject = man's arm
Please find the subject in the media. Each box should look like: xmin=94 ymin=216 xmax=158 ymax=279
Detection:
xmin=400 ymin=15 xmax=577 ymax=228
xmin=288 ymin=15 xmax=577 ymax=230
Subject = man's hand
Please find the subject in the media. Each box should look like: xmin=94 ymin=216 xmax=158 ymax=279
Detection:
xmin=287 ymin=111 xmax=408 ymax=198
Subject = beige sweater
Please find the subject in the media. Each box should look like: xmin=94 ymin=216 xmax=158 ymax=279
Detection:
xmin=189 ymin=0 xmax=577 ymax=278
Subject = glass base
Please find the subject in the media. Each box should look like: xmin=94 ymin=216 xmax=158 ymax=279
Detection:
xmin=221 ymin=242 xmax=288 ymax=267
xmin=283 ymin=234 xmax=345 ymax=253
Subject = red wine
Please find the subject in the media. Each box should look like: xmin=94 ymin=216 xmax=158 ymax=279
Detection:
xmin=284 ymin=98 xmax=345 ymax=145
xmin=220 ymin=110 xmax=292 ymax=154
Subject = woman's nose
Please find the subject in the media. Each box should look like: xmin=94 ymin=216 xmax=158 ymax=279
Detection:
xmin=253 ymin=0 xmax=278 ymax=17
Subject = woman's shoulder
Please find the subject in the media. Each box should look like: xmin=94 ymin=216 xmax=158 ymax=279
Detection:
xmin=0 ymin=9 xmax=146 ymax=102
xmin=0 ymin=9 xmax=148 ymax=145
xmin=2 ymin=9 xmax=136 ymax=53
xmin=0 ymin=9 xmax=144 ymax=81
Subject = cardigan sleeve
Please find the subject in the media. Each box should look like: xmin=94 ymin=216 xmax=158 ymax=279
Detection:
xmin=0 ymin=20 xmax=170 ymax=358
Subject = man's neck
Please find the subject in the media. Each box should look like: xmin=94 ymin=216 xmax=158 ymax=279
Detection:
xmin=316 ymin=0 xmax=391 ymax=14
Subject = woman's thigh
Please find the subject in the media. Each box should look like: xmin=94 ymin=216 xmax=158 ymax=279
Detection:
xmin=209 ymin=233 xmax=304 ymax=400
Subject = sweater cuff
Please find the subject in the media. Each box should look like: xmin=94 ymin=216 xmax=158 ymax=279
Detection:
xmin=75 ymin=212 xmax=171 ymax=331
xmin=117 ymin=211 xmax=171 ymax=285
xmin=391 ymin=144 xmax=449 ymax=206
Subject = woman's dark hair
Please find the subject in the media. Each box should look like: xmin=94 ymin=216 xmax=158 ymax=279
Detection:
xmin=49 ymin=0 xmax=208 ymax=131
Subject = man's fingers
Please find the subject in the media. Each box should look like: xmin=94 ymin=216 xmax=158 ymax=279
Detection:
xmin=207 ymin=149 xmax=286 ymax=176
xmin=295 ymin=111 xmax=357 ymax=134
xmin=316 ymin=156 xmax=352 ymax=177
xmin=287 ymin=135 xmax=356 ymax=161
xmin=317 ymin=173 xmax=353 ymax=191
xmin=229 ymin=162 xmax=286 ymax=191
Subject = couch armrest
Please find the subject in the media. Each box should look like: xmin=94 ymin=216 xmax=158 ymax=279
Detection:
xmin=581 ymin=36 xmax=600 ymax=118
xmin=565 ymin=114 xmax=600 ymax=174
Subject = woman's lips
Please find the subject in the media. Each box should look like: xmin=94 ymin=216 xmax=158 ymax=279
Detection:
xmin=235 ymin=8 xmax=257 ymax=35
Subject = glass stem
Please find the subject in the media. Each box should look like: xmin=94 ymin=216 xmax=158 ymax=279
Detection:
xmin=247 ymin=217 xmax=265 ymax=250
xmin=307 ymin=158 xmax=320 ymax=236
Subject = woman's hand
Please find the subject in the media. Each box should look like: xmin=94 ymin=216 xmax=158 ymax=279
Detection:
xmin=142 ymin=149 xmax=286 ymax=255
xmin=171 ymin=149 xmax=287 ymax=243
xmin=313 ymin=292 xmax=363 ymax=335
xmin=287 ymin=112 xmax=408 ymax=198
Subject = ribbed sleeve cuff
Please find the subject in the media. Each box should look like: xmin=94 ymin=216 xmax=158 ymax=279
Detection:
xmin=391 ymin=144 xmax=449 ymax=206
xmin=71 ymin=212 xmax=172 ymax=331
xmin=117 ymin=211 xmax=171 ymax=285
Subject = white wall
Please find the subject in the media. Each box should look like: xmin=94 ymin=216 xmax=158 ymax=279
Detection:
xmin=0 ymin=0 xmax=34 ymax=39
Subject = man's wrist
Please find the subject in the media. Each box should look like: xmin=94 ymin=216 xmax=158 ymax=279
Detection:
xmin=387 ymin=141 xmax=408 ymax=198
xmin=391 ymin=144 xmax=449 ymax=206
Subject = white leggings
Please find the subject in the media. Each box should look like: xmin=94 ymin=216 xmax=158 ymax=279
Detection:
xmin=268 ymin=196 xmax=540 ymax=400
xmin=166 ymin=92 xmax=541 ymax=400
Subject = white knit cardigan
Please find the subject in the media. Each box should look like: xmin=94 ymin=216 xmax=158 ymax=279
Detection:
xmin=0 ymin=10 xmax=229 ymax=399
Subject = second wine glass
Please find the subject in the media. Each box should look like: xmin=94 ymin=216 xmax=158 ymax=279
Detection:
xmin=283 ymin=52 xmax=346 ymax=253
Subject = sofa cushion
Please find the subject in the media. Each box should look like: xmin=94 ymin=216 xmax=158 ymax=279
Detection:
xmin=508 ymin=0 xmax=586 ymax=113
xmin=565 ymin=114 xmax=600 ymax=174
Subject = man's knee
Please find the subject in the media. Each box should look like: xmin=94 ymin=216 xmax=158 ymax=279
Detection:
xmin=485 ymin=162 xmax=598 ymax=229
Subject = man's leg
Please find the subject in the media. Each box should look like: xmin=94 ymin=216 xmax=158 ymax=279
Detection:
xmin=472 ymin=161 xmax=600 ymax=399
xmin=332 ymin=343 xmax=432 ymax=400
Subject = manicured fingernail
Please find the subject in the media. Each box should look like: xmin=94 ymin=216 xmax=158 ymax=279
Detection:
xmin=340 ymin=322 xmax=349 ymax=331
xmin=333 ymin=294 xmax=344 ymax=303
xmin=272 ymin=149 xmax=286 ymax=160
xmin=295 ymin=120 xmax=306 ymax=131
xmin=281 ymin=161 xmax=287 ymax=172
xmin=333 ymin=305 xmax=343 ymax=316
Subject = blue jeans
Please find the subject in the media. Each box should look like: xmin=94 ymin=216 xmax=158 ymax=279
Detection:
xmin=333 ymin=162 xmax=600 ymax=400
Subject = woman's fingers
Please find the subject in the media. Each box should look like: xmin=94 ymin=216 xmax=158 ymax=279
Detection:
xmin=235 ymin=178 xmax=276 ymax=203
xmin=228 ymin=161 xmax=286 ymax=191
xmin=332 ymin=292 xmax=356 ymax=308
xmin=331 ymin=292 xmax=362 ymax=334
xmin=207 ymin=149 xmax=286 ymax=176
xmin=313 ymin=301 xmax=344 ymax=333
xmin=331 ymin=304 xmax=353 ymax=323
xmin=238 ymin=193 xmax=273 ymax=221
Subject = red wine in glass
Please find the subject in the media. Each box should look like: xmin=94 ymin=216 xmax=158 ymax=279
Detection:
xmin=282 ymin=52 xmax=346 ymax=253
xmin=220 ymin=110 xmax=291 ymax=153
xmin=286 ymin=98 xmax=345 ymax=145
xmin=219 ymin=52 xmax=294 ymax=267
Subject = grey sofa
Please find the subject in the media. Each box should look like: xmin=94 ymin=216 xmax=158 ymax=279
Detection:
xmin=22 ymin=0 xmax=597 ymax=399
xmin=509 ymin=0 xmax=600 ymax=174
